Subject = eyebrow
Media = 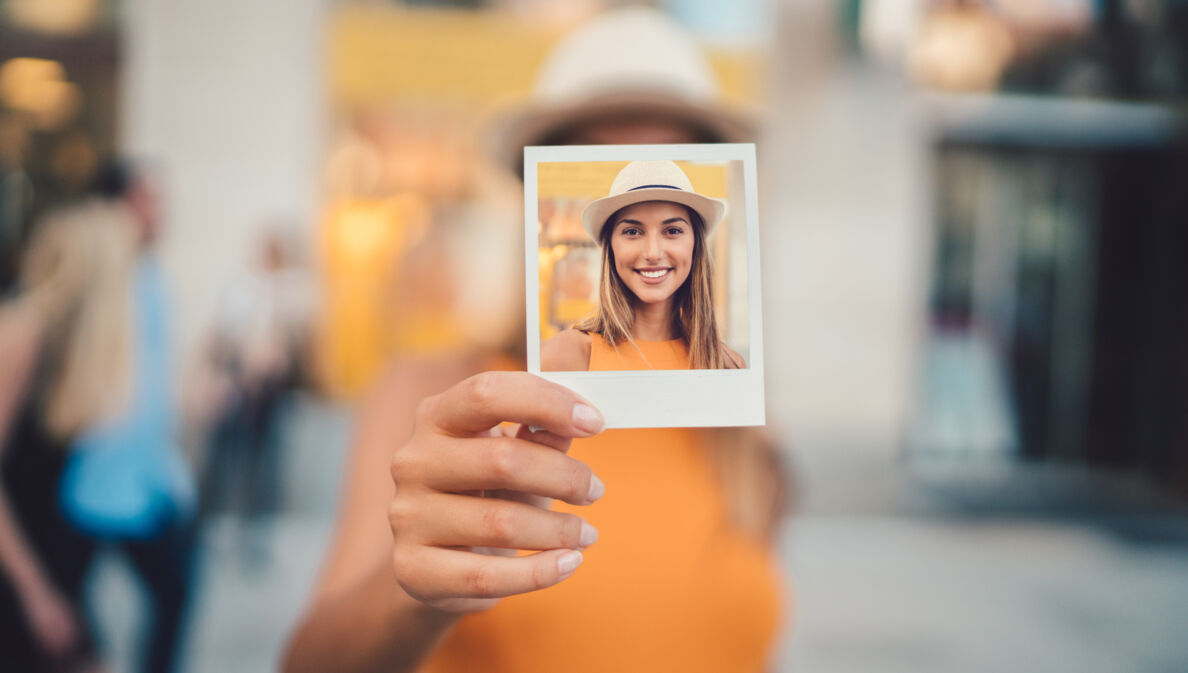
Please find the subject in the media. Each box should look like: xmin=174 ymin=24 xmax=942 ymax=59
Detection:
xmin=615 ymin=217 xmax=690 ymax=226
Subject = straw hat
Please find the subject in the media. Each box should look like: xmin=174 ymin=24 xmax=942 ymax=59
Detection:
xmin=487 ymin=7 xmax=753 ymax=170
xmin=581 ymin=160 xmax=726 ymax=243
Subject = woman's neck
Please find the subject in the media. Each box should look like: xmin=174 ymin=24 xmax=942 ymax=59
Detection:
xmin=630 ymin=299 xmax=678 ymax=341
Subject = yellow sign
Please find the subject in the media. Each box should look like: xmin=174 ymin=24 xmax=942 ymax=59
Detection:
xmin=329 ymin=6 xmax=761 ymax=105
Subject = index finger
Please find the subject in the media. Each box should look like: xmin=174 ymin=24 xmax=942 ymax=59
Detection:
xmin=428 ymin=371 xmax=604 ymax=439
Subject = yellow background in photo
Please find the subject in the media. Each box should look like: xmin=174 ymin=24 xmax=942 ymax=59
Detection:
xmin=538 ymin=161 xmax=728 ymax=201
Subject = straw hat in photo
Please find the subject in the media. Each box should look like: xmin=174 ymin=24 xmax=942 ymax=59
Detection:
xmin=581 ymin=160 xmax=727 ymax=243
xmin=486 ymin=7 xmax=755 ymax=171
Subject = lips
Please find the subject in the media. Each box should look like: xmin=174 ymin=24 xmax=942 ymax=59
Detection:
xmin=634 ymin=267 xmax=672 ymax=284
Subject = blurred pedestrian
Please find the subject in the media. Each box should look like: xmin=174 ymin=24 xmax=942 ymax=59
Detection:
xmin=54 ymin=162 xmax=197 ymax=673
xmin=0 ymin=195 xmax=137 ymax=672
xmin=284 ymin=8 xmax=787 ymax=673
xmin=199 ymin=226 xmax=314 ymax=564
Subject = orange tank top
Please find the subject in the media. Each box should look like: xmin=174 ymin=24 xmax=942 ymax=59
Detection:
xmin=419 ymin=334 xmax=783 ymax=673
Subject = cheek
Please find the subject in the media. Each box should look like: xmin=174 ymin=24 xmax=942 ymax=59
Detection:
xmin=611 ymin=241 xmax=635 ymax=273
xmin=612 ymin=237 xmax=638 ymax=256
xmin=615 ymin=260 xmax=631 ymax=284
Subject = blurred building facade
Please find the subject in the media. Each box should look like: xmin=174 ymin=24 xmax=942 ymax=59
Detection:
xmin=893 ymin=0 xmax=1188 ymax=494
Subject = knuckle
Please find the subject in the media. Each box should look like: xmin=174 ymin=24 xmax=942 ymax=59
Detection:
xmin=390 ymin=545 xmax=414 ymax=583
xmin=566 ymin=462 xmax=590 ymax=502
xmin=387 ymin=497 xmax=414 ymax=531
xmin=464 ymin=371 xmax=499 ymax=409
xmin=391 ymin=547 xmax=430 ymax=603
xmin=414 ymin=395 xmax=438 ymax=428
xmin=486 ymin=441 xmax=519 ymax=482
xmin=480 ymin=504 xmax=516 ymax=544
xmin=389 ymin=450 xmax=416 ymax=484
xmin=464 ymin=565 xmax=495 ymax=596
xmin=560 ymin=513 xmax=584 ymax=548
xmin=530 ymin=556 xmax=551 ymax=591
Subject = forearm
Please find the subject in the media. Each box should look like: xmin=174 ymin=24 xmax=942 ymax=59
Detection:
xmin=0 ymin=306 xmax=50 ymax=594
xmin=0 ymin=489 xmax=53 ymax=596
xmin=282 ymin=558 xmax=461 ymax=673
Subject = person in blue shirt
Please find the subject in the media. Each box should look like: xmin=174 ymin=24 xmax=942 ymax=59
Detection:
xmin=61 ymin=162 xmax=197 ymax=673
xmin=0 ymin=159 xmax=196 ymax=673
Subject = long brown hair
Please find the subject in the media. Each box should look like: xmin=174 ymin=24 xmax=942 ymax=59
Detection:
xmin=573 ymin=202 xmax=737 ymax=369
xmin=19 ymin=200 xmax=136 ymax=439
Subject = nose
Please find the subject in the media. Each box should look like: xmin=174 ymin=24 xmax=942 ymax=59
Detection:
xmin=645 ymin=230 xmax=663 ymax=261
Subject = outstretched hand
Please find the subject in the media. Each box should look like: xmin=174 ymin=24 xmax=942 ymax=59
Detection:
xmin=388 ymin=371 xmax=605 ymax=613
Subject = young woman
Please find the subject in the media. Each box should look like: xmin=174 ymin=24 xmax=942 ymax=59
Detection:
xmin=542 ymin=160 xmax=745 ymax=372
xmin=283 ymin=9 xmax=786 ymax=673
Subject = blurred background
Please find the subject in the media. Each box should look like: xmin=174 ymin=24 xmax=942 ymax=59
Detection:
xmin=1 ymin=0 xmax=1186 ymax=672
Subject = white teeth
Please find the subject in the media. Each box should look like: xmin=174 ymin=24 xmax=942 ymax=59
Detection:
xmin=639 ymin=269 xmax=669 ymax=278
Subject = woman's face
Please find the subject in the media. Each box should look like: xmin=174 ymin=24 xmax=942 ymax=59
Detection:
xmin=608 ymin=201 xmax=696 ymax=306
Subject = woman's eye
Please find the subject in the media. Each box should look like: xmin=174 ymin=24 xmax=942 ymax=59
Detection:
xmin=666 ymin=227 xmax=685 ymax=236
xmin=621 ymin=227 xmax=641 ymax=236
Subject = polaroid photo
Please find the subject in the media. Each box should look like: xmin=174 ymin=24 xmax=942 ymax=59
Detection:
xmin=524 ymin=143 xmax=764 ymax=429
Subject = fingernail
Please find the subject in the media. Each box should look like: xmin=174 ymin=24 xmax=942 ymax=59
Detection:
xmin=557 ymin=550 xmax=583 ymax=576
xmin=572 ymin=403 xmax=604 ymax=435
xmin=586 ymin=474 xmax=605 ymax=502
xmin=579 ymin=521 xmax=599 ymax=547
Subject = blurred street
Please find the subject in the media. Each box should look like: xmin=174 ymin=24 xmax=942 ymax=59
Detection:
xmin=4 ymin=2 xmax=1188 ymax=672
xmin=781 ymin=513 xmax=1188 ymax=673
xmin=80 ymin=404 xmax=1188 ymax=673
xmin=781 ymin=436 xmax=1188 ymax=673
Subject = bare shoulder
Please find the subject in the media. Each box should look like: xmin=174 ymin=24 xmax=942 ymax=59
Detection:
xmin=723 ymin=344 xmax=746 ymax=369
xmin=541 ymin=329 xmax=592 ymax=372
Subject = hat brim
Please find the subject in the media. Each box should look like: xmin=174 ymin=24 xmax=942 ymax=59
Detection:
xmin=581 ymin=188 xmax=727 ymax=244
xmin=485 ymin=90 xmax=757 ymax=174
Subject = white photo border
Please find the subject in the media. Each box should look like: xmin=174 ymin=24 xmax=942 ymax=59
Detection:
xmin=525 ymin=143 xmax=765 ymax=429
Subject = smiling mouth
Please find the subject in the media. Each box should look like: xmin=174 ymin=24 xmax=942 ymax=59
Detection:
xmin=635 ymin=268 xmax=673 ymax=280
